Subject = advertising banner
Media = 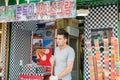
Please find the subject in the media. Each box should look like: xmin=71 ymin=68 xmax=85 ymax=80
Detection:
xmin=15 ymin=4 xmax=35 ymax=21
xmin=0 ymin=0 xmax=76 ymax=22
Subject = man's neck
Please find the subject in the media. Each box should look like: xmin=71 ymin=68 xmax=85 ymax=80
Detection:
xmin=59 ymin=44 xmax=68 ymax=50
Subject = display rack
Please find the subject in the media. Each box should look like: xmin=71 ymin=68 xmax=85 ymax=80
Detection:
xmin=86 ymin=37 xmax=120 ymax=80
xmin=31 ymin=21 xmax=56 ymax=67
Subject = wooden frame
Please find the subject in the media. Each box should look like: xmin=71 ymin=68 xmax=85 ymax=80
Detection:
xmin=0 ymin=23 xmax=10 ymax=80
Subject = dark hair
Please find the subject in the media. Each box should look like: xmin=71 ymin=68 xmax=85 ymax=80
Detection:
xmin=57 ymin=29 xmax=68 ymax=39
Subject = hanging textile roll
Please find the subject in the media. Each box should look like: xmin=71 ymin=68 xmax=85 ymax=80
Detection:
xmin=40 ymin=0 xmax=43 ymax=2
xmin=5 ymin=0 xmax=9 ymax=6
xmin=27 ymin=0 xmax=30 ymax=4
xmin=16 ymin=0 xmax=19 ymax=5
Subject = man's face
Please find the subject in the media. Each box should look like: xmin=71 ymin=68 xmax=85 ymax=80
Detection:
xmin=56 ymin=35 xmax=67 ymax=47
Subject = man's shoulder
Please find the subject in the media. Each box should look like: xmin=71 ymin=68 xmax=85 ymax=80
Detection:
xmin=67 ymin=46 xmax=74 ymax=50
xmin=55 ymin=47 xmax=59 ymax=50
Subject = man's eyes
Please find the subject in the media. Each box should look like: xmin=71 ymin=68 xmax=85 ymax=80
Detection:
xmin=55 ymin=38 xmax=62 ymax=40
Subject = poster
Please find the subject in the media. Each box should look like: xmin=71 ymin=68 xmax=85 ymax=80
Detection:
xmin=33 ymin=39 xmax=43 ymax=48
xmin=44 ymin=29 xmax=54 ymax=38
xmin=32 ymin=29 xmax=43 ymax=63
xmin=36 ymin=48 xmax=52 ymax=66
xmin=32 ymin=29 xmax=52 ymax=67
xmin=43 ymin=39 xmax=54 ymax=47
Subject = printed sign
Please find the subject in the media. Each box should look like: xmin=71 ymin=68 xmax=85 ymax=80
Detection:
xmin=15 ymin=4 xmax=35 ymax=21
xmin=0 ymin=0 xmax=76 ymax=22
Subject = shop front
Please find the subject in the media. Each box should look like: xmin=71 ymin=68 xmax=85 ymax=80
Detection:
xmin=0 ymin=0 xmax=78 ymax=80
xmin=0 ymin=0 xmax=120 ymax=80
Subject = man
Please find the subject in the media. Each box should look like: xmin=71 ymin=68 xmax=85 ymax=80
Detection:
xmin=50 ymin=29 xmax=75 ymax=80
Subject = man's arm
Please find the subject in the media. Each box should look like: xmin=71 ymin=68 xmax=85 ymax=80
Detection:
xmin=57 ymin=61 xmax=74 ymax=79
xmin=50 ymin=55 xmax=55 ymax=75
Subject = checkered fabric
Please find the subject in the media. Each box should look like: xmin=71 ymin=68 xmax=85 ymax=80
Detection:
xmin=11 ymin=20 xmax=38 ymax=31
xmin=9 ymin=21 xmax=38 ymax=80
xmin=36 ymin=66 xmax=46 ymax=74
xmin=84 ymin=4 xmax=118 ymax=80
xmin=20 ymin=65 xmax=47 ymax=76
xmin=20 ymin=64 xmax=47 ymax=75
xmin=21 ymin=64 xmax=37 ymax=75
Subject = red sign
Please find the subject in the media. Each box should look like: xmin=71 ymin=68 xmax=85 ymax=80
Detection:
xmin=36 ymin=48 xmax=52 ymax=66
xmin=20 ymin=74 xmax=43 ymax=80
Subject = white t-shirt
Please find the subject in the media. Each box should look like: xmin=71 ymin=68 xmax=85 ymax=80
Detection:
xmin=54 ymin=46 xmax=75 ymax=80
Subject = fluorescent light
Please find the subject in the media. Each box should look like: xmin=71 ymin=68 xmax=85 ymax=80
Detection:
xmin=77 ymin=9 xmax=90 ymax=16
xmin=77 ymin=13 xmax=89 ymax=16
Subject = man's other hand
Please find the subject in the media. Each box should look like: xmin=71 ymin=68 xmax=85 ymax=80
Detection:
xmin=49 ymin=75 xmax=58 ymax=80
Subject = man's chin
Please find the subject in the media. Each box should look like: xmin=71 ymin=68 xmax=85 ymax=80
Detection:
xmin=58 ymin=45 xmax=62 ymax=47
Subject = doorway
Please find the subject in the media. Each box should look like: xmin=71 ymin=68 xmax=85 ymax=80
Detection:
xmin=69 ymin=36 xmax=79 ymax=80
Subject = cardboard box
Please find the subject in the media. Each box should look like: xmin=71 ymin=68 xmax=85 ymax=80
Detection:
xmin=56 ymin=19 xmax=68 ymax=29
xmin=56 ymin=18 xmax=79 ymax=29
xmin=68 ymin=18 xmax=79 ymax=27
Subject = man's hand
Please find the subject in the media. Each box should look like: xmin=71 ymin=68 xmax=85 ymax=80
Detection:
xmin=50 ymin=55 xmax=55 ymax=66
xmin=49 ymin=75 xmax=58 ymax=80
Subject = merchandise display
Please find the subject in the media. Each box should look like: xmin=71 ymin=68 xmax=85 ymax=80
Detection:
xmin=103 ymin=39 xmax=109 ymax=79
xmin=87 ymin=39 xmax=96 ymax=80
xmin=94 ymin=39 xmax=103 ymax=80
xmin=32 ymin=22 xmax=55 ymax=65
xmin=111 ymin=54 xmax=115 ymax=80
xmin=111 ymin=37 xmax=120 ymax=80
xmin=87 ymin=37 xmax=120 ymax=80
xmin=19 ymin=22 xmax=56 ymax=80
